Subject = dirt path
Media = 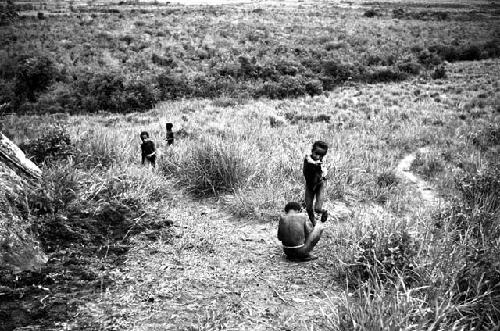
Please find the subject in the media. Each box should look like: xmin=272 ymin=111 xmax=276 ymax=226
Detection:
xmin=72 ymin=149 xmax=441 ymax=330
xmin=78 ymin=195 xmax=341 ymax=330
xmin=395 ymin=147 xmax=442 ymax=207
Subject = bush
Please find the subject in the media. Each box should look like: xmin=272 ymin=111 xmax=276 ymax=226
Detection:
xmin=305 ymin=79 xmax=324 ymax=96
xmin=161 ymin=138 xmax=252 ymax=196
xmin=470 ymin=123 xmax=500 ymax=151
xmin=397 ymin=62 xmax=422 ymax=75
xmin=157 ymin=72 xmax=192 ymax=100
xmin=459 ymin=44 xmax=481 ymax=61
xmin=27 ymin=163 xmax=79 ymax=215
xmin=0 ymin=0 xmax=17 ymax=26
xmin=348 ymin=230 xmax=419 ymax=286
xmin=376 ymin=171 xmax=399 ymax=188
xmin=74 ymin=72 xmax=156 ymax=113
xmin=431 ymin=65 xmax=447 ymax=79
xmin=320 ymin=61 xmax=356 ymax=89
xmin=14 ymin=54 xmax=58 ymax=103
xmin=257 ymin=76 xmax=307 ymax=99
xmin=363 ymin=9 xmax=382 ymax=18
xmin=433 ymin=165 xmax=500 ymax=329
xmin=365 ymin=67 xmax=408 ymax=83
xmin=73 ymin=132 xmax=120 ymax=169
xmin=151 ymin=53 xmax=174 ymax=67
xmin=19 ymin=126 xmax=73 ymax=165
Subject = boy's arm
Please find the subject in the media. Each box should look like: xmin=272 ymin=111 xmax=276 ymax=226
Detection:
xmin=305 ymin=154 xmax=321 ymax=164
xmin=304 ymin=217 xmax=314 ymax=237
xmin=147 ymin=141 xmax=156 ymax=157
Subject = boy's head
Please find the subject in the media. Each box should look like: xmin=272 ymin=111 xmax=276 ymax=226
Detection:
xmin=284 ymin=202 xmax=302 ymax=214
xmin=166 ymin=123 xmax=173 ymax=130
xmin=311 ymin=140 xmax=328 ymax=161
xmin=140 ymin=131 xmax=149 ymax=141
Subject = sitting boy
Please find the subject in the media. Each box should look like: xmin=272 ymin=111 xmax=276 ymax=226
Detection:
xmin=277 ymin=202 xmax=328 ymax=261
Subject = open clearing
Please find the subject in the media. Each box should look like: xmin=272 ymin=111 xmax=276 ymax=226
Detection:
xmin=1 ymin=0 xmax=499 ymax=329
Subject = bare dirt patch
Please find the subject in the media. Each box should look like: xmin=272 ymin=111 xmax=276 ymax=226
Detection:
xmin=70 ymin=195 xmax=343 ymax=330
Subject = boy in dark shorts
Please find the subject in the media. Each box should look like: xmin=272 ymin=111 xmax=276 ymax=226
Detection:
xmin=140 ymin=131 xmax=156 ymax=168
xmin=277 ymin=202 xmax=328 ymax=261
xmin=166 ymin=123 xmax=174 ymax=146
xmin=303 ymin=141 xmax=329 ymax=225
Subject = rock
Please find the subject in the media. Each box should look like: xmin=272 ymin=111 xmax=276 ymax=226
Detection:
xmin=0 ymin=133 xmax=47 ymax=273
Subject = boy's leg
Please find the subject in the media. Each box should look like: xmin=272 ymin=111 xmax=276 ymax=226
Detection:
xmin=304 ymin=185 xmax=315 ymax=224
xmin=314 ymin=180 xmax=326 ymax=214
xmin=300 ymin=223 xmax=324 ymax=256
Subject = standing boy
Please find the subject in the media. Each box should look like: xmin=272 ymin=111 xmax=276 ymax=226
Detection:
xmin=140 ymin=131 xmax=156 ymax=168
xmin=277 ymin=201 xmax=328 ymax=261
xmin=166 ymin=123 xmax=174 ymax=146
xmin=303 ymin=140 xmax=329 ymax=225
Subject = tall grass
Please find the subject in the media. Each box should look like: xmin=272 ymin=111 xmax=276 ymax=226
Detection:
xmin=160 ymin=137 xmax=254 ymax=196
xmin=331 ymin=141 xmax=500 ymax=330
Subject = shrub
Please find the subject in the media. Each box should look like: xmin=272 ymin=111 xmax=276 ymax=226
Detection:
xmin=320 ymin=61 xmax=356 ymax=89
xmin=151 ymin=53 xmax=174 ymax=67
xmin=455 ymin=165 xmax=500 ymax=216
xmin=156 ymin=72 xmax=192 ymax=100
xmin=434 ymin=165 xmax=500 ymax=329
xmin=305 ymin=79 xmax=324 ymax=96
xmin=459 ymin=44 xmax=481 ymax=61
xmin=0 ymin=0 xmax=18 ymax=26
xmin=19 ymin=126 xmax=73 ymax=165
xmin=431 ymin=65 xmax=447 ymax=79
xmin=365 ymin=67 xmax=408 ymax=83
xmin=0 ymin=79 xmax=15 ymax=111
xmin=363 ymin=8 xmax=382 ymax=17
xmin=14 ymin=54 xmax=58 ymax=103
xmin=376 ymin=171 xmax=399 ymax=188
xmin=161 ymin=138 xmax=252 ymax=196
xmin=27 ymin=162 xmax=79 ymax=215
xmin=417 ymin=49 xmax=443 ymax=67
xmin=257 ymin=76 xmax=307 ymax=99
xmin=123 ymin=78 xmax=157 ymax=111
xmin=74 ymin=72 xmax=156 ymax=113
xmin=73 ymin=133 xmax=120 ymax=169
xmin=397 ymin=62 xmax=422 ymax=75
xmin=348 ymin=230 xmax=420 ymax=286
xmin=470 ymin=123 xmax=500 ymax=151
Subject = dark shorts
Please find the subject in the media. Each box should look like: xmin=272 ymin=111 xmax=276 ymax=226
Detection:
xmin=145 ymin=155 xmax=156 ymax=166
xmin=283 ymin=245 xmax=309 ymax=259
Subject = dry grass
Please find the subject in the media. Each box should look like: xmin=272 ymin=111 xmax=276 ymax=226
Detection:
xmin=3 ymin=58 xmax=497 ymax=329
xmin=0 ymin=0 xmax=499 ymax=328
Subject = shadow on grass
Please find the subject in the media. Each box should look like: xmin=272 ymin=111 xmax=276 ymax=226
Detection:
xmin=0 ymin=204 xmax=173 ymax=331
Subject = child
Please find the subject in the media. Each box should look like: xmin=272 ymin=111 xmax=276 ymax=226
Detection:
xmin=165 ymin=122 xmax=174 ymax=146
xmin=303 ymin=140 xmax=329 ymax=225
xmin=140 ymin=131 xmax=156 ymax=168
xmin=277 ymin=201 xmax=328 ymax=261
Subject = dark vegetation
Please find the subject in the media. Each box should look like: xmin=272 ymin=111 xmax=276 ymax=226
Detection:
xmin=0 ymin=3 xmax=498 ymax=114
xmin=0 ymin=127 xmax=173 ymax=330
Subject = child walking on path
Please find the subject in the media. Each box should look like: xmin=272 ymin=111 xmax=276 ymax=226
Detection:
xmin=303 ymin=140 xmax=329 ymax=225
xmin=140 ymin=131 xmax=156 ymax=168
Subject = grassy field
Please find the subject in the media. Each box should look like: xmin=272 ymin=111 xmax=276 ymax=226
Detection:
xmin=0 ymin=0 xmax=499 ymax=113
xmin=0 ymin=0 xmax=499 ymax=330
